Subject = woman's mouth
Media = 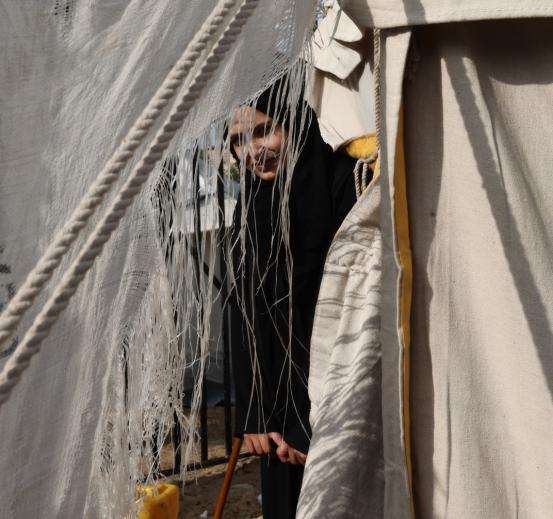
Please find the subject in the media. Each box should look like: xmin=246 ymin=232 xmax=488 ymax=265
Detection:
xmin=256 ymin=155 xmax=279 ymax=172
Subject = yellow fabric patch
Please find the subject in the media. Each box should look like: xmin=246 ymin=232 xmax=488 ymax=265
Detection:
xmin=344 ymin=133 xmax=377 ymax=159
xmin=138 ymin=483 xmax=180 ymax=519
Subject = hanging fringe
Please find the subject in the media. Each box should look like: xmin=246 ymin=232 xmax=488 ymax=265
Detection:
xmin=89 ymin=55 xmax=313 ymax=517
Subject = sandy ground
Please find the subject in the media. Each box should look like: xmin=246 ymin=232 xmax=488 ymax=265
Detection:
xmin=182 ymin=457 xmax=262 ymax=518
xmin=159 ymin=407 xmax=263 ymax=518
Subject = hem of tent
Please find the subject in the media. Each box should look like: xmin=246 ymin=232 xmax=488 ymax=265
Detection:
xmin=393 ymin=106 xmax=415 ymax=517
xmin=361 ymin=7 xmax=553 ymax=29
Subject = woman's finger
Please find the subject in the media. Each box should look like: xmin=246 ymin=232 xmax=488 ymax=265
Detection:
xmin=276 ymin=442 xmax=289 ymax=464
xmin=250 ymin=436 xmax=263 ymax=455
xmin=259 ymin=434 xmax=271 ymax=455
xmin=268 ymin=432 xmax=283 ymax=446
xmin=288 ymin=448 xmax=298 ymax=465
xmin=295 ymin=450 xmax=307 ymax=466
xmin=244 ymin=435 xmax=254 ymax=454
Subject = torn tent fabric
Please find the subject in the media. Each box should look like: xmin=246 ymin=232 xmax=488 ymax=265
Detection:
xmin=0 ymin=1 xmax=317 ymax=517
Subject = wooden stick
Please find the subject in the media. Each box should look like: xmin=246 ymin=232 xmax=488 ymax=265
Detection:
xmin=213 ymin=437 xmax=243 ymax=519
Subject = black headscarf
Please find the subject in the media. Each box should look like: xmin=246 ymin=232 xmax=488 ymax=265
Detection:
xmin=229 ymin=75 xmax=359 ymax=453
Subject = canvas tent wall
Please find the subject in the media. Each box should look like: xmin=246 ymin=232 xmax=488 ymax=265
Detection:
xmin=299 ymin=2 xmax=553 ymax=518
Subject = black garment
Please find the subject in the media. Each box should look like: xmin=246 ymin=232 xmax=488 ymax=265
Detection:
xmin=260 ymin=456 xmax=304 ymax=519
xmin=229 ymin=79 xmax=363 ymax=518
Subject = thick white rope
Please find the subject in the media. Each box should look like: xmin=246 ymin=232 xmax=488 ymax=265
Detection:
xmin=0 ymin=0 xmax=240 ymax=350
xmin=0 ymin=0 xmax=261 ymax=407
xmin=353 ymin=29 xmax=381 ymax=201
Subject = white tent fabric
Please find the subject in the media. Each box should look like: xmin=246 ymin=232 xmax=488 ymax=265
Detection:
xmin=307 ymin=1 xmax=375 ymax=150
xmin=302 ymin=2 xmax=553 ymax=518
xmin=406 ymin=20 xmax=553 ymax=518
xmin=341 ymin=0 xmax=553 ymax=28
xmin=299 ymin=176 xmax=384 ymax=518
xmin=0 ymin=1 xmax=316 ymax=517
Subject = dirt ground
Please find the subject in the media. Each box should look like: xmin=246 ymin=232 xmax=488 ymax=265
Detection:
xmin=182 ymin=457 xmax=262 ymax=519
xmin=160 ymin=407 xmax=263 ymax=518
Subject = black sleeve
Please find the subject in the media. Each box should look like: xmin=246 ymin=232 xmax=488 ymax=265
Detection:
xmin=230 ymin=290 xmax=283 ymax=437
xmin=229 ymin=190 xmax=284 ymax=437
xmin=280 ymin=299 xmax=313 ymax=454
xmin=330 ymin=153 xmax=361 ymax=234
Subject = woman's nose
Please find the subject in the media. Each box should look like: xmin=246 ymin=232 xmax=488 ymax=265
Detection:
xmin=247 ymin=142 xmax=264 ymax=163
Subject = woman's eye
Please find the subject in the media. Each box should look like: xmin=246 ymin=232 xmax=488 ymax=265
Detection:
xmin=234 ymin=145 xmax=246 ymax=159
xmin=253 ymin=126 xmax=267 ymax=139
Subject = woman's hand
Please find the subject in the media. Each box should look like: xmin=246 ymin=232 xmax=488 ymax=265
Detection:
xmin=268 ymin=432 xmax=307 ymax=466
xmin=243 ymin=433 xmax=272 ymax=456
xmin=243 ymin=432 xmax=307 ymax=465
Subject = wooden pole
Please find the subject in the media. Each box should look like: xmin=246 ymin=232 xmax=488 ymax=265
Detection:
xmin=213 ymin=437 xmax=243 ymax=519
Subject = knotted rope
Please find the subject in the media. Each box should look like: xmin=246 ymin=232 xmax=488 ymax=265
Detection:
xmin=0 ymin=0 xmax=261 ymax=407
xmin=354 ymin=152 xmax=378 ymax=199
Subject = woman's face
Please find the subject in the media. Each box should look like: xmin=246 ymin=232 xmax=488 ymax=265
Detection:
xmin=229 ymin=106 xmax=287 ymax=181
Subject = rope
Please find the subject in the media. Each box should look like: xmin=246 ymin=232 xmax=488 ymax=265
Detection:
xmin=373 ymin=29 xmax=382 ymax=154
xmin=373 ymin=28 xmax=382 ymax=155
xmin=353 ymin=29 xmax=381 ymax=201
xmin=354 ymin=160 xmax=362 ymax=199
xmin=0 ymin=0 xmax=240 ymax=350
xmin=0 ymin=0 xmax=261 ymax=407
xmin=353 ymin=153 xmax=377 ymax=200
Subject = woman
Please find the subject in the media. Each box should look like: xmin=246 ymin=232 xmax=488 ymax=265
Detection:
xmin=228 ymin=75 xmax=363 ymax=518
